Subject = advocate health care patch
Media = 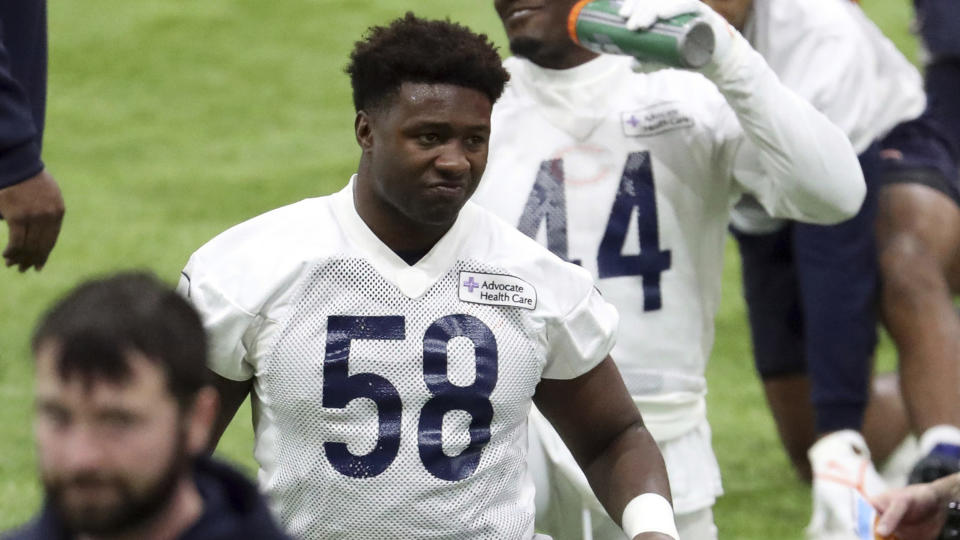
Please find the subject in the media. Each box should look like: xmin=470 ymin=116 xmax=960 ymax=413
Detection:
xmin=458 ymin=271 xmax=537 ymax=310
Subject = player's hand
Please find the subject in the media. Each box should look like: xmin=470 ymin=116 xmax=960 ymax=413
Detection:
xmin=873 ymin=483 xmax=946 ymax=540
xmin=617 ymin=0 xmax=701 ymax=31
xmin=0 ymin=169 xmax=65 ymax=272
xmin=619 ymin=0 xmax=742 ymax=76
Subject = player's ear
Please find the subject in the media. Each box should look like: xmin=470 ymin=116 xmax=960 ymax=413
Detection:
xmin=355 ymin=110 xmax=374 ymax=150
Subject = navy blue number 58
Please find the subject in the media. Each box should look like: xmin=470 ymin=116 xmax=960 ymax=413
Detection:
xmin=323 ymin=315 xmax=498 ymax=481
xmin=517 ymin=151 xmax=671 ymax=311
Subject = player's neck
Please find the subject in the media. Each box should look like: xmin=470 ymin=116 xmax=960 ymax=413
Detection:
xmin=352 ymin=174 xmax=452 ymax=254
xmin=365 ymin=214 xmax=449 ymax=254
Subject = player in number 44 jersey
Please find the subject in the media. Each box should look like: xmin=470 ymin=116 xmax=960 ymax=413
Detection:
xmin=471 ymin=0 xmax=866 ymax=537
xmin=179 ymin=14 xmax=678 ymax=540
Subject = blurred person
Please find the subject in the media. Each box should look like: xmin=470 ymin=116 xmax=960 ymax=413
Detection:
xmin=876 ymin=0 xmax=960 ymax=488
xmin=0 ymin=0 xmax=64 ymax=272
xmin=704 ymin=0 xmax=960 ymax=537
xmin=180 ymin=13 xmax=677 ymax=540
xmin=2 ymin=272 xmax=290 ymax=540
xmin=471 ymin=0 xmax=866 ymax=537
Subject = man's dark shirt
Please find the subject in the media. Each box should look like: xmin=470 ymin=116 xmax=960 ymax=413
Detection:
xmin=3 ymin=458 xmax=292 ymax=540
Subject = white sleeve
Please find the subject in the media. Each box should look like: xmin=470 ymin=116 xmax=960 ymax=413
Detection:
xmin=178 ymin=257 xmax=258 ymax=381
xmin=712 ymin=45 xmax=866 ymax=224
xmin=541 ymin=287 xmax=619 ymax=380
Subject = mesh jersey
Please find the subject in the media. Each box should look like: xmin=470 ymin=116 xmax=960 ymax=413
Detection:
xmin=178 ymin=180 xmax=618 ymax=540
xmin=472 ymin=54 xmax=862 ymax=440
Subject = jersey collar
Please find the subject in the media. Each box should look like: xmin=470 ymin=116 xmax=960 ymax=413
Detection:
xmin=331 ymin=175 xmax=478 ymax=299
xmin=508 ymin=54 xmax=633 ymax=140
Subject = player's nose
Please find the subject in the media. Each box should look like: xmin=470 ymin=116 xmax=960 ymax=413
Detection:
xmin=434 ymin=141 xmax=471 ymax=177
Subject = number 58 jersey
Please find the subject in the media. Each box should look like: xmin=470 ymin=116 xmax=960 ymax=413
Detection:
xmin=178 ymin=180 xmax=618 ymax=539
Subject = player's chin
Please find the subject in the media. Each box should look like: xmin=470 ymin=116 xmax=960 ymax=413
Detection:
xmin=508 ymin=36 xmax=545 ymax=61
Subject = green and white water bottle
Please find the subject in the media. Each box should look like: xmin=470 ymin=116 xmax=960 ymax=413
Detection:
xmin=567 ymin=0 xmax=715 ymax=69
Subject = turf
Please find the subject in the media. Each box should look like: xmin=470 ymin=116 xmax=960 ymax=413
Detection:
xmin=0 ymin=0 xmax=918 ymax=535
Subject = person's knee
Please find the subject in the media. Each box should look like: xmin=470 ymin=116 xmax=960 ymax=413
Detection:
xmin=878 ymin=230 xmax=941 ymax=296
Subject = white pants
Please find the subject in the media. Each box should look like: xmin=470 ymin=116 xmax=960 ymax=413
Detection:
xmin=528 ymin=408 xmax=723 ymax=540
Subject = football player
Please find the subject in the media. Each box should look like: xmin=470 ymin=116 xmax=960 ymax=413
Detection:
xmin=707 ymin=0 xmax=960 ymax=537
xmin=471 ymin=0 xmax=865 ymax=538
xmin=179 ymin=13 xmax=678 ymax=540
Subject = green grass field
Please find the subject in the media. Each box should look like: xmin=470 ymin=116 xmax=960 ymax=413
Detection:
xmin=0 ymin=0 xmax=918 ymax=535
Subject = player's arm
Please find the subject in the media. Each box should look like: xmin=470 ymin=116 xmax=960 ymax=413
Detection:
xmin=0 ymin=24 xmax=43 ymax=193
xmin=176 ymin=264 xmax=258 ymax=451
xmin=702 ymin=9 xmax=865 ymax=224
xmin=207 ymin=372 xmax=251 ymax=451
xmin=535 ymin=356 xmax=677 ymax=540
xmin=622 ymin=0 xmax=866 ymax=224
xmin=0 ymin=18 xmax=64 ymax=272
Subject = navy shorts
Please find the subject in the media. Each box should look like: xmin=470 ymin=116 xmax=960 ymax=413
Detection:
xmin=879 ymin=111 xmax=960 ymax=206
xmin=732 ymin=145 xmax=883 ymax=433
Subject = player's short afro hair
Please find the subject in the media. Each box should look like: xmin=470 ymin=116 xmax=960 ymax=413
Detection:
xmin=346 ymin=12 xmax=509 ymax=112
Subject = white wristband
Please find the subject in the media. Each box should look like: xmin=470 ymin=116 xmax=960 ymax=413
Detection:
xmin=621 ymin=493 xmax=679 ymax=539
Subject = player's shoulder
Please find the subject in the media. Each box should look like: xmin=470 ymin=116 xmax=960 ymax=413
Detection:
xmin=181 ymin=194 xmax=344 ymax=312
xmin=758 ymin=0 xmax=852 ymax=40
xmin=189 ymin=196 xmax=338 ymax=266
xmin=461 ymin=201 xmax=598 ymax=308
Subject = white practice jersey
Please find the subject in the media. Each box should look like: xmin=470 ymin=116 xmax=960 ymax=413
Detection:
xmin=745 ymin=0 xmax=924 ymax=153
xmin=178 ymin=180 xmax=618 ymax=540
xmin=473 ymin=54 xmax=863 ymax=440
xmin=732 ymin=0 xmax=925 ymax=233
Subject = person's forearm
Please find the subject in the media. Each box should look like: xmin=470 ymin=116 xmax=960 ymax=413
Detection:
xmin=583 ymin=421 xmax=673 ymax=534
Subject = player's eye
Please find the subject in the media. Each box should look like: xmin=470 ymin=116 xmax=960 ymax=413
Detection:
xmin=417 ymin=133 xmax=441 ymax=145
xmin=464 ymin=135 xmax=487 ymax=149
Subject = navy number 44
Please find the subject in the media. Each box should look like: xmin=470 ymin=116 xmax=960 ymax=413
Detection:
xmin=323 ymin=314 xmax=498 ymax=482
xmin=517 ymin=151 xmax=671 ymax=311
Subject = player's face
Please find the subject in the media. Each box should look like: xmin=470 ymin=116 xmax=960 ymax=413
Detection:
xmin=358 ymin=82 xmax=492 ymax=231
xmin=701 ymin=0 xmax=753 ymax=31
xmin=33 ymin=345 xmax=196 ymax=536
xmin=494 ymin=0 xmax=596 ymax=69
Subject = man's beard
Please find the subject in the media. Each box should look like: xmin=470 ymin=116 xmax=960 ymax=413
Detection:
xmin=43 ymin=428 xmax=193 ymax=536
